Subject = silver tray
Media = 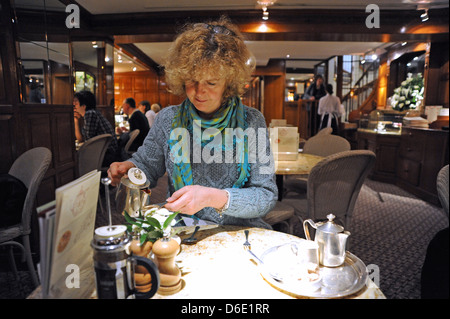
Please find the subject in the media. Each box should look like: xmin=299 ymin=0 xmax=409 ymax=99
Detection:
xmin=260 ymin=243 xmax=368 ymax=298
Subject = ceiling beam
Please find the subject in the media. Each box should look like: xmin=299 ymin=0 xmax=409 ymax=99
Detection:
xmin=101 ymin=9 xmax=449 ymax=44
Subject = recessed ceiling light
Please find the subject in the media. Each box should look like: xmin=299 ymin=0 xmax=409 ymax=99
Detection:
xmin=258 ymin=24 xmax=268 ymax=32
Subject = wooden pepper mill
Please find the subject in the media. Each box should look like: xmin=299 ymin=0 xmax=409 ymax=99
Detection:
xmin=152 ymin=237 xmax=182 ymax=295
xmin=130 ymin=239 xmax=153 ymax=293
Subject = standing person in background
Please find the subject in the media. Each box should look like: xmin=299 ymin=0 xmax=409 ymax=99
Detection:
xmin=73 ymin=90 xmax=120 ymax=166
xmin=304 ymin=74 xmax=326 ymax=102
xmin=117 ymin=97 xmax=150 ymax=152
xmin=318 ymin=84 xmax=343 ymax=135
xmin=303 ymin=74 xmax=327 ymax=135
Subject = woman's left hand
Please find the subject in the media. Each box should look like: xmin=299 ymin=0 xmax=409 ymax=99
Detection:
xmin=164 ymin=185 xmax=227 ymax=216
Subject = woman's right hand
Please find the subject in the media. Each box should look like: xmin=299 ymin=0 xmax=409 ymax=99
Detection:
xmin=107 ymin=161 xmax=135 ymax=186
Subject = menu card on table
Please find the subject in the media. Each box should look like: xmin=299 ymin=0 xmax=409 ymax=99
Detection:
xmin=270 ymin=126 xmax=299 ymax=161
xmin=38 ymin=170 xmax=100 ymax=298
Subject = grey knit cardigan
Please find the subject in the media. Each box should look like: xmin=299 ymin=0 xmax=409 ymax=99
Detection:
xmin=129 ymin=103 xmax=278 ymax=229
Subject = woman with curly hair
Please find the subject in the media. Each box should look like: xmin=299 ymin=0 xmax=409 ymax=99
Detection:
xmin=108 ymin=17 xmax=277 ymax=228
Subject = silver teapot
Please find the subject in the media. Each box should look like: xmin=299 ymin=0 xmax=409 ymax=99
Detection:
xmin=115 ymin=167 xmax=151 ymax=217
xmin=303 ymin=214 xmax=350 ymax=267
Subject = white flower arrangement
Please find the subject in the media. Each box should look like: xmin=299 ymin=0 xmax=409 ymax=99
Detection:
xmin=389 ymin=73 xmax=424 ymax=112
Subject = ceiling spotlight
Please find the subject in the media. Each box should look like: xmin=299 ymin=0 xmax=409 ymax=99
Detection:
xmin=420 ymin=9 xmax=429 ymax=22
xmin=257 ymin=0 xmax=276 ymax=21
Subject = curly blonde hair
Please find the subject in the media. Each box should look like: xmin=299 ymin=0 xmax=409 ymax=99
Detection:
xmin=162 ymin=16 xmax=256 ymax=102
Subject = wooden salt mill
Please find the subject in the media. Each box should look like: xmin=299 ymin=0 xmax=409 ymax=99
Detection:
xmin=152 ymin=237 xmax=182 ymax=295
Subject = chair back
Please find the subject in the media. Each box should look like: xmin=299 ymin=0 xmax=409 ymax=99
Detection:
xmin=8 ymin=147 xmax=52 ymax=233
xmin=303 ymin=134 xmax=351 ymax=157
xmin=77 ymin=134 xmax=112 ymax=177
xmin=306 ymin=150 xmax=376 ymax=229
xmin=315 ymin=127 xmax=332 ymax=137
xmin=124 ymin=129 xmax=140 ymax=154
xmin=436 ymin=164 xmax=449 ymax=218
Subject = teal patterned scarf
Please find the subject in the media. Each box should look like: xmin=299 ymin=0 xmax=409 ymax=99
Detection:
xmin=168 ymin=96 xmax=250 ymax=190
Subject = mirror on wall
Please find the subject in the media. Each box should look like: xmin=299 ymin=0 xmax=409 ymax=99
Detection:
xmin=20 ymin=58 xmax=47 ymax=103
xmin=72 ymin=41 xmax=98 ymax=94
xmin=18 ymin=40 xmax=71 ymax=104
xmin=13 ymin=0 xmax=71 ymax=104
xmin=72 ymin=41 xmax=115 ymax=106
xmin=47 ymin=42 xmax=71 ymax=104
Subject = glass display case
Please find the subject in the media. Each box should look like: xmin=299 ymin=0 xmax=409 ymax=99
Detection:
xmin=359 ymin=109 xmax=405 ymax=135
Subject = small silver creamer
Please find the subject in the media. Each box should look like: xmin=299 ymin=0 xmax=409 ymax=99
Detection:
xmin=303 ymin=214 xmax=350 ymax=267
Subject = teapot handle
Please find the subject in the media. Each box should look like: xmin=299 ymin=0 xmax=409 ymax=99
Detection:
xmin=132 ymin=256 xmax=160 ymax=299
xmin=303 ymin=219 xmax=315 ymax=241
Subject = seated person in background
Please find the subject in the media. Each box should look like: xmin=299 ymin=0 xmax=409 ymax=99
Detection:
xmin=73 ymin=90 xmax=120 ymax=167
xmin=317 ymin=84 xmax=343 ymax=135
xmin=137 ymin=100 xmax=152 ymax=127
xmin=148 ymin=103 xmax=161 ymax=127
xmin=117 ymin=97 xmax=150 ymax=152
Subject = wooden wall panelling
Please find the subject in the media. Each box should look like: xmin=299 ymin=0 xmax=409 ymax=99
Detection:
xmin=114 ymin=70 xmax=164 ymax=110
xmin=425 ymin=42 xmax=449 ymax=107
xmin=284 ymin=101 xmax=299 ymax=128
xmin=0 ymin=44 xmax=5 ymax=103
xmin=147 ymin=76 xmax=158 ymax=104
xmin=20 ymin=104 xmax=77 ymax=207
xmin=0 ymin=112 xmax=15 ymax=173
xmin=263 ymin=75 xmax=285 ymax=126
xmin=254 ymin=59 xmax=286 ymax=126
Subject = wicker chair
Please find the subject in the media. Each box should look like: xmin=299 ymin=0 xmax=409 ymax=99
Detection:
xmin=436 ymin=164 xmax=449 ymax=217
xmin=263 ymin=201 xmax=296 ymax=234
xmin=282 ymin=150 xmax=376 ymax=236
xmin=0 ymin=147 xmax=52 ymax=288
xmin=77 ymin=134 xmax=112 ymax=177
xmin=315 ymin=127 xmax=333 ymax=137
xmin=302 ymin=134 xmax=351 ymax=157
xmin=124 ymin=129 xmax=140 ymax=157
xmin=284 ymin=134 xmax=351 ymax=196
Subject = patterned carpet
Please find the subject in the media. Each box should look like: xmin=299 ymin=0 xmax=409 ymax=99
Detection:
xmin=0 ymin=177 xmax=448 ymax=299
xmin=350 ymin=180 xmax=448 ymax=299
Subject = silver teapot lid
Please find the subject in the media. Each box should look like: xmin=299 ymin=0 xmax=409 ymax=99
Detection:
xmin=120 ymin=167 xmax=150 ymax=189
xmin=317 ymin=214 xmax=344 ymax=233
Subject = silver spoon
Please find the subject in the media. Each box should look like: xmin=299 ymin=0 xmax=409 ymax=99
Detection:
xmin=182 ymin=226 xmax=200 ymax=244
